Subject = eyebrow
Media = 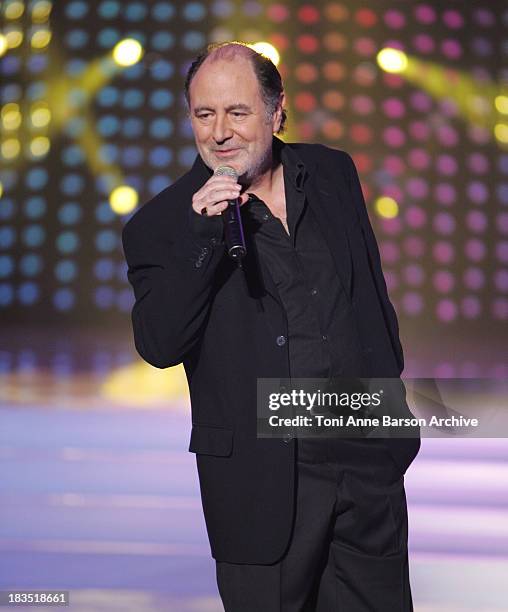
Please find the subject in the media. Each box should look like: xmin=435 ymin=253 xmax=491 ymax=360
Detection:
xmin=193 ymin=103 xmax=252 ymax=114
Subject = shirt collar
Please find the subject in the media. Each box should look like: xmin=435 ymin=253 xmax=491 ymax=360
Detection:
xmin=274 ymin=135 xmax=308 ymax=193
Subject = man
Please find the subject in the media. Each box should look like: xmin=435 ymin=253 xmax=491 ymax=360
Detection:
xmin=122 ymin=42 xmax=420 ymax=611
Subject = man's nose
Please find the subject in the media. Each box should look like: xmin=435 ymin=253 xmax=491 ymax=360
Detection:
xmin=212 ymin=115 xmax=233 ymax=143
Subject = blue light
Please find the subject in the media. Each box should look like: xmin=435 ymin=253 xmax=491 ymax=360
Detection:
xmin=151 ymin=31 xmax=174 ymax=51
xmin=20 ymin=254 xmax=43 ymax=277
xmin=66 ymin=1 xmax=89 ymax=19
xmin=66 ymin=60 xmax=87 ymax=77
xmin=149 ymin=175 xmax=171 ymax=195
xmin=94 ymin=258 xmax=114 ymax=281
xmin=65 ymin=29 xmax=89 ymax=49
xmin=26 ymin=168 xmax=48 ymax=190
xmin=116 ymin=261 xmax=128 ymax=281
xmin=95 ymin=202 xmax=115 ymax=223
xmin=97 ymin=86 xmax=119 ymax=107
xmin=122 ymin=117 xmax=144 ymax=137
xmin=117 ymin=288 xmax=134 ymax=311
xmin=122 ymin=63 xmax=144 ymax=80
xmin=27 ymin=55 xmax=48 ymax=74
xmin=0 ymin=169 xmax=17 ymax=190
xmin=182 ymin=31 xmax=206 ymax=51
xmin=0 ymin=256 xmax=14 ymax=278
xmin=26 ymin=82 xmax=47 ymax=100
xmin=1 ymin=84 xmax=22 ymax=103
xmin=64 ymin=117 xmax=86 ymax=138
xmin=56 ymin=231 xmax=80 ymax=254
xmin=152 ymin=2 xmax=175 ymax=21
xmin=97 ymin=115 xmax=120 ymax=137
xmin=24 ymin=196 xmax=46 ymax=219
xmin=97 ymin=28 xmax=120 ymax=48
xmin=0 ymin=227 xmax=16 ymax=249
xmin=150 ymin=89 xmax=173 ymax=109
xmin=95 ymin=230 xmax=117 ymax=252
xmin=22 ymin=225 xmax=45 ymax=248
xmin=149 ymin=118 xmax=173 ymax=139
xmin=0 ymin=198 xmax=15 ymax=220
xmin=53 ymin=288 xmax=75 ymax=311
xmin=149 ymin=146 xmax=173 ymax=167
xmin=179 ymin=145 xmax=198 ymax=167
xmin=58 ymin=203 xmax=82 ymax=225
xmin=18 ymin=282 xmax=39 ymax=305
xmin=98 ymin=1 xmax=121 ymax=19
xmin=122 ymin=89 xmax=145 ymax=109
xmin=99 ymin=144 xmax=119 ymax=164
xmin=60 ymin=174 xmax=85 ymax=196
xmin=183 ymin=2 xmax=206 ymax=21
xmin=122 ymin=146 xmax=144 ymax=167
xmin=150 ymin=59 xmax=174 ymax=80
xmin=126 ymin=2 xmax=147 ymax=20
xmin=95 ymin=286 xmax=114 ymax=308
xmin=0 ymin=284 xmax=14 ymax=306
xmin=55 ymin=260 xmax=78 ymax=282
xmin=3 ymin=56 xmax=21 ymax=75
xmin=212 ymin=0 xmax=234 ymax=17
xmin=62 ymin=145 xmax=85 ymax=166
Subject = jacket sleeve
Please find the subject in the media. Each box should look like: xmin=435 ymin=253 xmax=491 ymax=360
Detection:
xmin=122 ymin=204 xmax=225 ymax=368
xmin=344 ymin=152 xmax=405 ymax=374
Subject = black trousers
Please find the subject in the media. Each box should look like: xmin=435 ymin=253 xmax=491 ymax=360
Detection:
xmin=216 ymin=438 xmax=413 ymax=612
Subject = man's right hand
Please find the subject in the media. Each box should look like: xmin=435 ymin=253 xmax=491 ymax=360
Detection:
xmin=192 ymin=175 xmax=249 ymax=217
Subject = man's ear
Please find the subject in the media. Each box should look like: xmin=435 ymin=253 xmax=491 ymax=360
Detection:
xmin=273 ymin=91 xmax=286 ymax=132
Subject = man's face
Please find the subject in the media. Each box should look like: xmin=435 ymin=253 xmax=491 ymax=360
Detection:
xmin=189 ymin=56 xmax=283 ymax=183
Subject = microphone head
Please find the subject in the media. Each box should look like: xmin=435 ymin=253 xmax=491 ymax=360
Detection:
xmin=214 ymin=165 xmax=238 ymax=180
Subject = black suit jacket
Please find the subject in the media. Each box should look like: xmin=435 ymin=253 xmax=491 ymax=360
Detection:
xmin=121 ymin=137 xmax=421 ymax=564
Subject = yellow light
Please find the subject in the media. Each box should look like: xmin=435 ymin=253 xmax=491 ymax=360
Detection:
xmin=30 ymin=136 xmax=50 ymax=156
xmin=494 ymin=123 xmax=508 ymax=144
xmin=31 ymin=29 xmax=52 ymax=49
xmin=377 ymin=48 xmax=408 ymax=74
xmin=5 ymin=1 xmax=24 ymax=20
xmin=31 ymin=104 xmax=51 ymax=128
xmin=6 ymin=30 xmax=23 ymax=49
xmin=2 ymin=109 xmax=22 ymax=130
xmin=0 ymin=35 xmax=8 ymax=58
xmin=1 ymin=138 xmax=21 ymax=159
xmin=495 ymin=95 xmax=508 ymax=115
xmin=375 ymin=196 xmax=399 ymax=219
xmin=0 ymin=182 xmax=3 ymax=199
xmin=110 ymin=185 xmax=138 ymax=214
xmin=112 ymin=39 xmax=143 ymax=67
xmin=32 ymin=0 xmax=52 ymax=22
xmin=249 ymin=42 xmax=280 ymax=66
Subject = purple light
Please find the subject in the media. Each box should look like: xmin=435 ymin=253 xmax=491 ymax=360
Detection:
xmin=402 ymin=292 xmax=423 ymax=315
xmin=461 ymin=296 xmax=481 ymax=319
xmin=379 ymin=241 xmax=400 ymax=263
xmin=404 ymin=236 xmax=425 ymax=257
xmin=441 ymin=39 xmax=462 ymax=59
xmin=414 ymin=4 xmax=436 ymax=25
xmin=467 ymin=181 xmax=489 ymax=205
xmin=494 ymin=270 xmax=508 ymax=293
xmin=496 ymin=242 xmax=508 ymax=263
xmin=467 ymin=153 xmax=489 ymax=174
xmin=406 ymin=205 xmax=427 ymax=229
xmin=433 ymin=270 xmax=455 ymax=293
xmin=492 ymin=298 xmax=508 ymax=320
xmin=380 ymin=217 xmax=402 ymax=235
xmin=384 ymin=155 xmax=405 ymax=175
xmin=406 ymin=177 xmax=428 ymax=199
xmin=465 ymin=239 xmax=487 ymax=262
xmin=442 ymin=10 xmax=464 ymax=29
xmin=437 ymin=124 xmax=459 ymax=147
xmin=433 ymin=241 xmax=454 ymax=264
xmin=383 ymin=269 xmax=398 ymax=292
xmin=409 ymin=120 xmax=430 ymax=141
xmin=463 ymin=267 xmax=485 ymax=290
xmin=408 ymin=148 xmax=430 ymax=171
xmin=473 ymin=8 xmax=495 ymax=27
xmin=497 ymin=213 xmax=508 ymax=234
xmin=383 ymin=126 xmax=406 ymax=147
xmin=382 ymin=97 xmax=406 ymax=119
xmin=384 ymin=9 xmax=405 ymax=29
xmin=403 ymin=264 xmax=425 ymax=286
xmin=436 ymin=299 xmax=458 ymax=322
xmin=466 ymin=210 xmax=488 ymax=233
xmin=410 ymin=91 xmax=433 ymax=113
xmin=436 ymin=154 xmax=458 ymax=176
xmin=434 ymin=362 xmax=456 ymax=377
xmin=433 ymin=212 xmax=455 ymax=235
xmin=435 ymin=183 xmax=456 ymax=207
xmin=412 ymin=34 xmax=435 ymax=54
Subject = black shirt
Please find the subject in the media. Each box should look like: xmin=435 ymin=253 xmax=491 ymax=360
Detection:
xmin=242 ymin=144 xmax=363 ymax=379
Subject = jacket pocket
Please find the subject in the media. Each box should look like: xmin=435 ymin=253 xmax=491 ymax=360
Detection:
xmin=188 ymin=424 xmax=233 ymax=457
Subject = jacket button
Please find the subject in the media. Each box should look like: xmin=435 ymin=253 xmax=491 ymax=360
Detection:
xmin=202 ymin=247 xmax=209 ymax=255
xmin=194 ymin=260 xmax=202 ymax=268
xmin=276 ymin=335 xmax=286 ymax=346
xmin=210 ymin=237 xmax=217 ymax=246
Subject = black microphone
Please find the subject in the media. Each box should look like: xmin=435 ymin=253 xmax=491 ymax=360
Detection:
xmin=214 ymin=165 xmax=247 ymax=264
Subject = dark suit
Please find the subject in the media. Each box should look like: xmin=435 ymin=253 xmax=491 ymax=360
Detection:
xmin=121 ymin=136 xmax=420 ymax=565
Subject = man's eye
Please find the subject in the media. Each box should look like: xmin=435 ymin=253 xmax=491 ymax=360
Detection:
xmin=197 ymin=113 xmax=211 ymax=119
xmin=232 ymin=112 xmax=246 ymax=117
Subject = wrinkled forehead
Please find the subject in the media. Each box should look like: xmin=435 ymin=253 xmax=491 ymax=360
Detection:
xmin=189 ymin=57 xmax=263 ymax=107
